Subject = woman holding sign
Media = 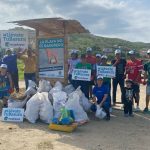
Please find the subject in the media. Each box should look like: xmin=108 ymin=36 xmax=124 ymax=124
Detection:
xmin=75 ymin=54 xmax=92 ymax=99
xmin=68 ymin=49 xmax=80 ymax=88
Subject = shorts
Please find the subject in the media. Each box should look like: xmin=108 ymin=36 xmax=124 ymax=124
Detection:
xmin=132 ymin=83 xmax=140 ymax=93
xmin=146 ymin=85 xmax=150 ymax=95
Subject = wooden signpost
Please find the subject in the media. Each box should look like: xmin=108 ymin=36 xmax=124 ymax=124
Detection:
xmin=11 ymin=18 xmax=89 ymax=85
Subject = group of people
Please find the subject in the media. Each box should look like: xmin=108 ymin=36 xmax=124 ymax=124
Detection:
xmin=0 ymin=46 xmax=150 ymax=120
xmin=68 ymin=47 xmax=150 ymax=120
xmin=0 ymin=48 xmax=36 ymax=106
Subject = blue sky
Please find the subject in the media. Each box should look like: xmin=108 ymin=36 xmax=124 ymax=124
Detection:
xmin=0 ymin=0 xmax=150 ymax=42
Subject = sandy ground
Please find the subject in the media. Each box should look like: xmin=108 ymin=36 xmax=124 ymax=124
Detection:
xmin=0 ymin=82 xmax=149 ymax=150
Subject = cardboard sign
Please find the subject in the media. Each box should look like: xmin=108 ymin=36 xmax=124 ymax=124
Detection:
xmin=1 ymin=30 xmax=28 ymax=49
xmin=2 ymin=108 xmax=24 ymax=122
xmin=38 ymin=38 xmax=64 ymax=78
xmin=97 ymin=66 xmax=116 ymax=78
xmin=72 ymin=69 xmax=91 ymax=81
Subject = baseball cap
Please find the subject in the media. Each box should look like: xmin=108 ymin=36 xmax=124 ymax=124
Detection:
xmin=147 ymin=49 xmax=150 ymax=54
xmin=101 ymin=55 xmax=108 ymax=59
xmin=70 ymin=49 xmax=78 ymax=54
xmin=0 ymin=64 xmax=7 ymax=69
xmin=128 ymin=50 xmax=135 ymax=55
xmin=97 ymin=75 xmax=103 ymax=80
xmin=6 ymin=48 xmax=12 ymax=52
xmin=115 ymin=49 xmax=121 ymax=54
xmin=96 ymin=54 xmax=101 ymax=57
xmin=86 ymin=47 xmax=92 ymax=52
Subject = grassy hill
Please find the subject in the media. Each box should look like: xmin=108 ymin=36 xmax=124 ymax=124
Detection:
xmin=68 ymin=33 xmax=150 ymax=53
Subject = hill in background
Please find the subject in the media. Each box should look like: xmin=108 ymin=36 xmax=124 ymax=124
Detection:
xmin=68 ymin=33 xmax=150 ymax=55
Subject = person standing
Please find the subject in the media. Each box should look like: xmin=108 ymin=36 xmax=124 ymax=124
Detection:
xmin=143 ymin=49 xmax=150 ymax=112
xmin=111 ymin=49 xmax=126 ymax=105
xmin=100 ymin=55 xmax=112 ymax=108
xmin=18 ymin=48 xmax=37 ymax=89
xmin=68 ymin=49 xmax=80 ymax=87
xmin=86 ymin=47 xmax=96 ymax=98
xmin=126 ymin=50 xmax=143 ymax=111
xmin=75 ymin=54 xmax=92 ymax=98
xmin=123 ymin=79 xmax=134 ymax=117
xmin=3 ymin=48 xmax=19 ymax=92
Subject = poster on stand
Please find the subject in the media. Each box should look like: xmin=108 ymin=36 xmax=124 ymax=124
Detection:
xmin=38 ymin=38 xmax=64 ymax=78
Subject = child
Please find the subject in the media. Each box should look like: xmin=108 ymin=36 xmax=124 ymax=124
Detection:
xmin=91 ymin=75 xmax=110 ymax=120
xmin=0 ymin=64 xmax=13 ymax=107
xmin=123 ymin=79 xmax=135 ymax=117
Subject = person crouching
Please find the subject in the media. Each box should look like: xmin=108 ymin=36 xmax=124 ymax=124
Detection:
xmin=91 ymin=75 xmax=110 ymax=120
xmin=0 ymin=64 xmax=13 ymax=107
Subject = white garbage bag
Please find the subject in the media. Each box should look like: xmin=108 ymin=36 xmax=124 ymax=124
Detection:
xmin=39 ymin=92 xmax=53 ymax=123
xmin=25 ymin=80 xmax=37 ymax=97
xmin=25 ymin=93 xmax=43 ymax=123
xmin=65 ymin=92 xmax=89 ymax=123
xmin=49 ymin=81 xmax=63 ymax=95
xmin=95 ymin=105 xmax=106 ymax=119
xmin=38 ymin=79 xmax=52 ymax=93
xmin=8 ymin=96 xmax=29 ymax=108
xmin=80 ymin=93 xmax=92 ymax=112
xmin=53 ymin=91 xmax=67 ymax=118
xmin=63 ymin=84 xmax=75 ymax=95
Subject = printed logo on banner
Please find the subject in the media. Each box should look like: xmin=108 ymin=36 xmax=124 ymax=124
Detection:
xmin=72 ymin=69 xmax=91 ymax=81
xmin=2 ymin=108 xmax=24 ymax=122
xmin=97 ymin=66 xmax=116 ymax=78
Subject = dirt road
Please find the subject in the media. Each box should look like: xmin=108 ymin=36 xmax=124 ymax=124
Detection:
xmin=0 ymin=82 xmax=149 ymax=150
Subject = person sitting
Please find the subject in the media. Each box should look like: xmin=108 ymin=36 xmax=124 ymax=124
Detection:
xmin=0 ymin=64 xmax=13 ymax=107
xmin=91 ymin=75 xmax=110 ymax=120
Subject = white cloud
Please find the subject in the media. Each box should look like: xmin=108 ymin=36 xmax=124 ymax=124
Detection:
xmin=0 ymin=0 xmax=149 ymax=42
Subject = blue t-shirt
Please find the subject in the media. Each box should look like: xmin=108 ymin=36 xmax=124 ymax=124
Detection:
xmin=3 ymin=54 xmax=18 ymax=73
xmin=92 ymin=84 xmax=109 ymax=104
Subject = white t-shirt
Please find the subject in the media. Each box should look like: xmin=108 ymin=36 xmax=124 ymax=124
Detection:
xmin=68 ymin=58 xmax=81 ymax=75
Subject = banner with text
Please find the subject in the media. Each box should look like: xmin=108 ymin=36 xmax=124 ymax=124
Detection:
xmin=72 ymin=69 xmax=91 ymax=81
xmin=38 ymin=38 xmax=64 ymax=78
xmin=1 ymin=30 xmax=28 ymax=49
xmin=97 ymin=66 xmax=116 ymax=78
xmin=2 ymin=108 xmax=24 ymax=122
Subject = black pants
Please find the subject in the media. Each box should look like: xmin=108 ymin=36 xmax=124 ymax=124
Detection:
xmin=112 ymin=77 xmax=125 ymax=104
xmin=24 ymin=73 xmax=36 ymax=89
xmin=10 ymin=71 xmax=19 ymax=92
xmin=76 ymin=80 xmax=90 ymax=99
xmin=124 ymin=100 xmax=133 ymax=115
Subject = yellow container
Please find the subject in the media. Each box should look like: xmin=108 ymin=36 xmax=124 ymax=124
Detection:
xmin=49 ymin=123 xmax=77 ymax=132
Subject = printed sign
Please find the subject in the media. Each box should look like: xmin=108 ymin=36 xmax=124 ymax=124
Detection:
xmin=97 ymin=66 xmax=116 ymax=78
xmin=2 ymin=108 xmax=24 ymax=122
xmin=1 ymin=30 xmax=28 ymax=49
xmin=38 ymin=38 xmax=64 ymax=78
xmin=72 ymin=69 xmax=91 ymax=81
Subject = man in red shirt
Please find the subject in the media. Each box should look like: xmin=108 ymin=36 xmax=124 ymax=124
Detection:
xmin=126 ymin=50 xmax=143 ymax=111
xmin=86 ymin=47 xmax=96 ymax=98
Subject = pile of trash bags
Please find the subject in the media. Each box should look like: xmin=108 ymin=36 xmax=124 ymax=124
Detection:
xmin=8 ymin=79 xmax=92 ymax=124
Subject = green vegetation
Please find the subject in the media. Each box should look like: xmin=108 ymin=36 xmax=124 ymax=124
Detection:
xmin=68 ymin=33 xmax=150 ymax=52
xmin=17 ymin=59 xmax=24 ymax=80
